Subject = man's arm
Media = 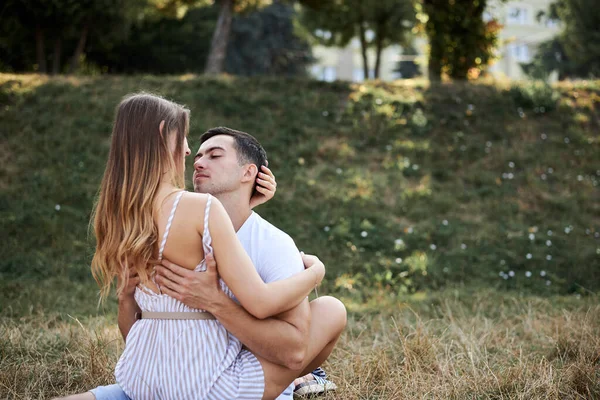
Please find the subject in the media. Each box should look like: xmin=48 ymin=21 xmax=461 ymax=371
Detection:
xmin=156 ymin=254 xmax=313 ymax=370
xmin=117 ymin=267 xmax=141 ymax=342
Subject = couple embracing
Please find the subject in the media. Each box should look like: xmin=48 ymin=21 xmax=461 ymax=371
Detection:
xmin=60 ymin=93 xmax=346 ymax=400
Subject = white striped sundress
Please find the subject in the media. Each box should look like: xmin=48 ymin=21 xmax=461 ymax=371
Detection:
xmin=115 ymin=191 xmax=265 ymax=399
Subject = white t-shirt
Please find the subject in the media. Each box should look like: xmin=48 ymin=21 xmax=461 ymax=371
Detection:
xmin=235 ymin=211 xmax=304 ymax=400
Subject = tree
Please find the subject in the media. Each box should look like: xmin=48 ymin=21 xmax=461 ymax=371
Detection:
xmin=418 ymin=0 xmax=501 ymax=81
xmin=225 ymin=2 xmax=313 ymax=76
xmin=523 ymin=0 xmax=599 ymax=80
xmin=555 ymin=0 xmax=600 ymax=77
xmin=301 ymin=0 xmax=415 ymax=80
xmin=394 ymin=44 xmax=421 ymax=79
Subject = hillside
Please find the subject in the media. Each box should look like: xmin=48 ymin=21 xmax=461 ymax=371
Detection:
xmin=1 ymin=74 xmax=599 ymax=316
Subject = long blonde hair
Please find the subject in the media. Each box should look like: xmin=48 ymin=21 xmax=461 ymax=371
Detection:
xmin=91 ymin=93 xmax=190 ymax=300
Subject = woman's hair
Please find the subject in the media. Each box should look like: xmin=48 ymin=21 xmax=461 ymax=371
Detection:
xmin=91 ymin=93 xmax=190 ymax=300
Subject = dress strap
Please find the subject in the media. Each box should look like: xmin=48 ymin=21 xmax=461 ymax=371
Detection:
xmin=158 ymin=191 xmax=185 ymax=261
xmin=202 ymin=194 xmax=213 ymax=255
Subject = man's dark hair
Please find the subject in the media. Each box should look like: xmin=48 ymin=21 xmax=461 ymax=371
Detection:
xmin=200 ymin=127 xmax=268 ymax=194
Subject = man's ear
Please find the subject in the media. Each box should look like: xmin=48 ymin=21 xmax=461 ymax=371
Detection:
xmin=241 ymin=163 xmax=258 ymax=183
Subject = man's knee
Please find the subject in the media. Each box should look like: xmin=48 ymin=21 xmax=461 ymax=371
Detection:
xmin=311 ymin=296 xmax=347 ymax=334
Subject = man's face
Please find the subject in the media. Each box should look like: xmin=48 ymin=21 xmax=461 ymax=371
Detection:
xmin=193 ymin=135 xmax=245 ymax=195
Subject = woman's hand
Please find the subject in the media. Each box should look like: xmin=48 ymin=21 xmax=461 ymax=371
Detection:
xmin=301 ymin=253 xmax=325 ymax=286
xmin=249 ymin=165 xmax=277 ymax=209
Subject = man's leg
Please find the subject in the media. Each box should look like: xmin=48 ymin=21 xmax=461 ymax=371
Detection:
xmin=256 ymin=296 xmax=347 ymax=400
xmin=53 ymin=384 xmax=130 ymax=400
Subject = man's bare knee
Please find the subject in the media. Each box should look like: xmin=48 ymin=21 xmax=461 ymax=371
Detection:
xmin=311 ymin=296 xmax=347 ymax=334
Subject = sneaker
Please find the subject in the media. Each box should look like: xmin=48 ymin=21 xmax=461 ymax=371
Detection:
xmin=293 ymin=373 xmax=337 ymax=397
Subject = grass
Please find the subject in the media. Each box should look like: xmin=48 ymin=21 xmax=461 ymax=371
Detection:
xmin=1 ymin=290 xmax=598 ymax=399
xmin=0 ymin=73 xmax=599 ymax=398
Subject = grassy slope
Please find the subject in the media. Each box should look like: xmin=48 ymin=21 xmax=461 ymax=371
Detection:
xmin=0 ymin=74 xmax=599 ymax=398
xmin=1 ymin=74 xmax=599 ymax=313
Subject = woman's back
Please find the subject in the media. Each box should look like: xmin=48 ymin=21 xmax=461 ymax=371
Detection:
xmin=114 ymin=191 xmax=264 ymax=399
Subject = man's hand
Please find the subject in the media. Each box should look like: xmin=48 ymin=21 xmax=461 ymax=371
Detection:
xmin=249 ymin=165 xmax=277 ymax=209
xmin=155 ymin=254 xmax=225 ymax=311
xmin=117 ymin=266 xmax=140 ymax=301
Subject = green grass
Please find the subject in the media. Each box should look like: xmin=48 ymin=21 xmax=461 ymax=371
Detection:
xmin=0 ymin=73 xmax=599 ymax=398
xmin=1 ymin=74 xmax=598 ymax=302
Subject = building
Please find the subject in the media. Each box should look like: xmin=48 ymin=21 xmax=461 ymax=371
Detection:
xmin=309 ymin=0 xmax=561 ymax=82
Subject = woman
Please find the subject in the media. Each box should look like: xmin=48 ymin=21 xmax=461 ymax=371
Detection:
xmin=91 ymin=93 xmax=326 ymax=399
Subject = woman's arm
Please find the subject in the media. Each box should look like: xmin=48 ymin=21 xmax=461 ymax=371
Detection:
xmin=204 ymin=199 xmax=324 ymax=319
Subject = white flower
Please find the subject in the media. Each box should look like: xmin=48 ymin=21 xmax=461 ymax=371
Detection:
xmin=430 ymin=244 xmax=437 ymax=250
xmin=324 ymin=226 xmax=331 ymax=232
xmin=500 ymin=259 xmax=506 ymax=265
xmin=546 ymin=240 xmax=552 ymax=247
xmin=468 ymin=104 xmax=475 ymax=111
xmin=541 ymin=174 xmax=547 ymax=180
xmin=461 ymin=243 xmax=467 ymax=250
xmin=407 ymin=227 xmax=414 ymax=234
xmin=525 ymin=271 xmax=532 ymax=278
xmin=508 ymin=162 xmax=515 ymax=168
xmin=361 ymin=231 xmax=368 ymax=237
xmin=546 ymin=255 xmax=552 ymax=261
xmin=595 ymin=232 xmax=600 ymax=238
xmin=509 ymin=270 xmax=515 ymax=277
xmin=540 ymin=270 xmax=546 ymax=277
xmin=55 ymin=204 xmax=61 ymax=211
xmin=564 ymin=226 xmax=571 ymax=234
xmin=526 ymin=253 xmax=532 ymax=259
xmin=529 ymin=233 xmax=535 ymax=241
xmin=499 ymin=271 xmax=504 ymax=277
xmin=547 ymin=230 xmax=553 ymax=236
xmin=336 ymin=168 xmax=343 ymax=174
xmin=564 ymin=137 xmax=570 ymax=144
xmin=395 ymin=238 xmax=404 ymax=246
xmin=585 ymin=229 xmax=591 ymax=235
xmin=508 ymin=173 xmax=514 ymax=179
xmin=486 ymin=141 xmax=492 ymax=148
xmin=442 ymin=220 xmax=449 ymax=226
xmin=546 ymin=280 xmax=551 ymax=286
xmin=375 ymin=98 xmax=383 ymax=105
xmin=395 ymin=258 xmax=402 ymax=264
xmin=503 ymin=274 xmax=509 ymax=280
xmin=443 ymin=267 xmax=449 ymax=273
xmin=541 ymin=133 xmax=547 ymax=140
xmin=548 ymin=167 xmax=554 ymax=174
xmin=386 ymin=145 xmax=392 ymax=151
xmin=412 ymin=164 xmax=419 ymax=170
xmin=577 ymin=175 xmax=583 ymax=181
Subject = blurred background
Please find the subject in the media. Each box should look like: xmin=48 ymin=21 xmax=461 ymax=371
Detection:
xmin=0 ymin=0 xmax=599 ymax=398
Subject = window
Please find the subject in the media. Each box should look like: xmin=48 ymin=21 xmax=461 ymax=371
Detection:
xmin=509 ymin=43 xmax=530 ymax=62
xmin=353 ymin=68 xmax=365 ymax=82
xmin=545 ymin=18 xmax=559 ymax=28
xmin=507 ymin=7 xmax=529 ymax=24
xmin=323 ymin=66 xmax=337 ymax=82
xmin=311 ymin=65 xmax=337 ymax=82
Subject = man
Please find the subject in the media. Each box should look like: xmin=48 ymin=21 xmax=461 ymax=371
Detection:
xmin=62 ymin=127 xmax=345 ymax=400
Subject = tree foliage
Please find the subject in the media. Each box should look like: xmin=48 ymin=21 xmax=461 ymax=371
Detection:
xmin=301 ymin=0 xmax=415 ymax=80
xmin=523 ymin=0 xmax=599 ymax=80
xmin=418 ymin=0 xmax=501 ymax=81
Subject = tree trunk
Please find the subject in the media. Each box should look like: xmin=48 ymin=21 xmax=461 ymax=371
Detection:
xmin=69 ymin=22 xmax=90 ymax=74
xmin=35 ymin=25 xmax=47 ymax=74
xmin=52 ymin=37 xmax=62 ymax=75
xmin=205 ymin=0 xmax=234 ymax=75
xmin=358 ymin=22 xmax=369 ymax=80
xmin=374 ymin=24 xmax=385 ymax=79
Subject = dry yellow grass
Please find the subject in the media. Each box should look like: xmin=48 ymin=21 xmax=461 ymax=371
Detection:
xmin=1 ymin=290 xmax=599 ymax=399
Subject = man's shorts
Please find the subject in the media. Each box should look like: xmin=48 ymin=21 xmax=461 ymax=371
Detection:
xmin=90 ymin=384 xmax=130 ymax=400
